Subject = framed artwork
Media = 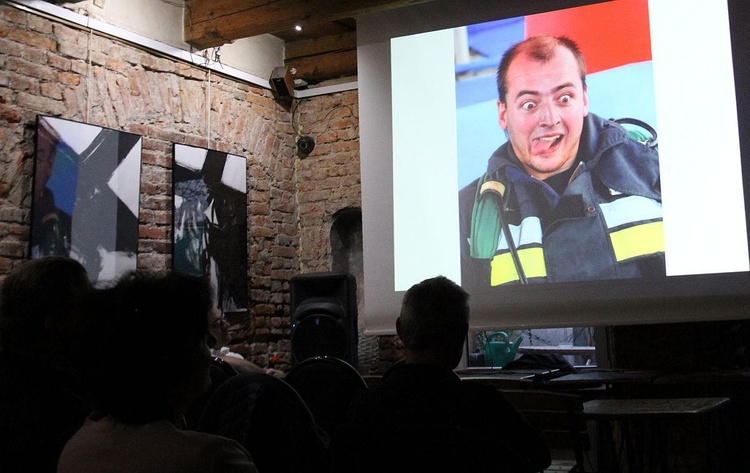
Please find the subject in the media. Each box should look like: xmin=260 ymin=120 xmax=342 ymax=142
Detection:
xmin=32 ymin=115 xmax=142 ymax=283
xmin=173 ymin=143 xmax=248 ymax=313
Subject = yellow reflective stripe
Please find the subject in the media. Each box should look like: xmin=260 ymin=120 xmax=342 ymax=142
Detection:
xmin=610 ymin=220 xmax=665 ymax=262
xmin=491 ymin=253 xmax=519 ymax=285
xmin=519 ymin=248 xmax=547 ymax=280
xmin=490 ymin=247 xmax=546 ymax=286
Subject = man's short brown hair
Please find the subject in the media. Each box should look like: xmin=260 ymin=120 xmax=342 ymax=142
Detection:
xmin=496 ymin=35 xmax=587 ymax=104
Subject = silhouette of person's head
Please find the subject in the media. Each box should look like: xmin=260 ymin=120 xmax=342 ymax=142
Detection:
xmin=396 ymin=276 xmax=469 ymax=368
xmin=85 ymin=271 xmax=213 ymax=424
xmin=0 ymin=256 xmax=91 ymax=367
xmin=0 ymin=257 xmax=94 ymax=473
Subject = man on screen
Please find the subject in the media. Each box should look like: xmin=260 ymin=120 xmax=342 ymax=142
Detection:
xmin=459 ymin=35 xmax=665 ymax=287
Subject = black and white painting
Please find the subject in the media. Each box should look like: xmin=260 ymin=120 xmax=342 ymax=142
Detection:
xmin=173 ymin=144 xmax=248 ymax=313
xmin=32 ymin=115 xmax=142 ymax=283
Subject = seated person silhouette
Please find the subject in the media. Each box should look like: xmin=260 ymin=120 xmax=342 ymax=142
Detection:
xmin=57 ymin=271 xmax=258 ymax=473
xmin=184 ymin=306 xmax=276 ymax=430
xmin=208 ymin=306 xmax=281 ymax=377
xmin=331 ymin=276 xmax=551 ymax=473
xmin=0 ymin=256 xmax=92 ymax=473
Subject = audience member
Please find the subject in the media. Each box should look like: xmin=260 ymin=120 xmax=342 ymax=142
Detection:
xmin=57 ymin=271 xmax=258 ymax=473
xmin=0 ymin=256 xmax=93 ymax=473
xmin=209 ymin=307 xmax=266 ymax=374
xmin=183 ymin=306 xmax=267 ymax=429
xmin=331 ymin=276 xmax=551 ymax=473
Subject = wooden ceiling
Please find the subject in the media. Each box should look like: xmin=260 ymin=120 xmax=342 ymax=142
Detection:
xmin=185 ymin=0 xmax=438 ymax=87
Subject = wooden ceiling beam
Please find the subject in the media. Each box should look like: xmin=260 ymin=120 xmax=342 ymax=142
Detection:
xmin=185 ymin=0 xmax=436 ymax=49
xmin=285 ymin=31 xmax=357 ymax=61
xmin=287 ymin=49 xmax=358 ymax=85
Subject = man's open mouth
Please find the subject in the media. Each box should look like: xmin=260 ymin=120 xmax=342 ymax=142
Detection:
xmin=538 ymin=135 xmax=563 ymax=146
xmin=532 ymin=134 xmax=564 ymax=154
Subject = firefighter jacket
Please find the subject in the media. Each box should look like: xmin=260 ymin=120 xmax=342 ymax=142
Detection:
xmin=459 ymin=113 xmax=665 ymax=287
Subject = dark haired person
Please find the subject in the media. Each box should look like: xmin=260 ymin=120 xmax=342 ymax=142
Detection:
xmin=460 ymin=35 xmax=664 ymax=287
xmin=57 ymin=271 xmax=258 ymax=473
xmin=0 ymin=256 xmax=92 ymax=473
xmin=331 ymin=276 xmax=550 ymax=473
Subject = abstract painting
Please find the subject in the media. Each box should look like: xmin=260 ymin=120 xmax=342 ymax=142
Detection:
xmin=32 ymin=115 xmax=142 ymax=283
xmin=173 ymin=144 xmax=248 ymax=313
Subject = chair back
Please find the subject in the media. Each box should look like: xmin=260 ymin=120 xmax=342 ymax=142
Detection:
xmin=198 ymin=371 xmax=330 ymax=473
xmin=285 ymin=356 xmax=367 ymax=436
xmin=501 ymin=389 xmax=591 ymax=472
xmin=184 ymin=357 xmax=238 ymax=429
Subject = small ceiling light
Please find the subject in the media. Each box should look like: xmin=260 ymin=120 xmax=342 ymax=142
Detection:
xmin=294 ymin=24 xmax=303 ymax=32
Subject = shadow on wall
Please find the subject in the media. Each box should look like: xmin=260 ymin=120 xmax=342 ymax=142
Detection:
xmin=330 ymin=208 xmax=384 ymax=373
xmin=331 ymin=208 xmax=363 ymax=316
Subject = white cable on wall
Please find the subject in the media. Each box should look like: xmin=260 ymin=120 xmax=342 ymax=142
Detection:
xmin=207 ymin=67 xmax=211 ymax=149
xmin=85 ymin=15 xmax=92 ymax=123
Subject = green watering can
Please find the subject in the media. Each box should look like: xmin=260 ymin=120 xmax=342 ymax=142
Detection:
xmin=484 ymin=332 xmax=523 ymax=368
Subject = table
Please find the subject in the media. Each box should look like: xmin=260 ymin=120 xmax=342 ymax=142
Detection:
xmin=457 ymin=369 xmax=541 ymax=389
xmin=517 ymin=345 xmax=596 ymax=356
xmin=653 ymin=369 xmax=750 ymax=389
xmin=583 ymin=397 xmax=730 ymax=472
xmin=545 ymin=369 xmax=661 ymax=390
xmin=584 ymin=397 xmax=730 ymax=419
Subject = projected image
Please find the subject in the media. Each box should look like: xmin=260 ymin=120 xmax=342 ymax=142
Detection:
xmin=173 ymin=144 xmax=248 ymax=313
xmin=455 ymin=0 xmax=665 ymax=288
xmin=365 ymin=0 xmax=747 ymax=330
xmin=31 ymin=116 xmax=142 ymax=283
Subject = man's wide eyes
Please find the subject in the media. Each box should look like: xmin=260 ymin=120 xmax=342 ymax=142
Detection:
xmin=519 ymin=94 xmax=572 ymax=110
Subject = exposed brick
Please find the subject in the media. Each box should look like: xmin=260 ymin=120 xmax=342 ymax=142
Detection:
xmin=9 ymin=72 xmax=39 ymax=94
xmin=138 ymin=225 xmax=168 ymax=240
xmin=16 ymin=91 xmax=65 ymax=115
xmin=56 ymin=41 xmax=87 ymax=61
xmin=7 ymin=27 xmax=55 ymax=51
xmin=0 ymin=240 xmax=27 ymax=257
xmin=0 ymin=5 xmax=375 ymax=374
xmin=0 ymin=6 xmax=25 ymax=24
xmin=56 ymin=71 xmax=81 ymax=86
xmin=0 ymin=103 xmax=22 ymax=123
xmin=40 ymin=82 xmax=64 ymax=100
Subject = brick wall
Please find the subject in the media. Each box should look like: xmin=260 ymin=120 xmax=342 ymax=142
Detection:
xmin=294 ymin=94 xmax=361 ymax=272
xmin=0 ymin=3 xmax=402 ymax=374
xmin=0 ymin=5 xmax=304 ymax=370
xmin=292 ymin=93 xmax=404 ymax=374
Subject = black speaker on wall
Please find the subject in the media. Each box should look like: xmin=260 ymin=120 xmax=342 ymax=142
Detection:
xmin=269 ymin=66 xmax=294 ymax=101
xmin=290 ymin=272 xmax=358 ymax=368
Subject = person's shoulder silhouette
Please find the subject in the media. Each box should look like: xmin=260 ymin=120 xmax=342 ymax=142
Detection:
xmin=0 ymin=256 xmax=93 ymax=473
